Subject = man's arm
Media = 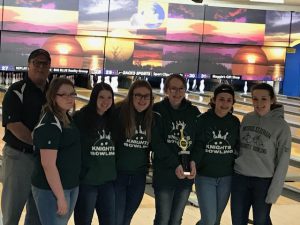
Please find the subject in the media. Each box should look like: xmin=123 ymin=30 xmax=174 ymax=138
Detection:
xmin=6 ymin=122 xmax=33 ymax=145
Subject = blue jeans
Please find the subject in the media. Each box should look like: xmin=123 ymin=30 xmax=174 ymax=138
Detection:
xmin=74 ymin=182 xmax=115 ymax=225
xmin=153 ymin=183 xmax=192 ymax=225
xmin=114 ymin=173 xmax=146 ymax=225
xmin=231 ymin=173 xmax=272 ymax=225
xmin=195 ymin=175 xmax=232 ymax=225
xmin=1 ymin=145 xmax=41 ymax=225
xmin=32 ymin=186 xmax=79 ymax=225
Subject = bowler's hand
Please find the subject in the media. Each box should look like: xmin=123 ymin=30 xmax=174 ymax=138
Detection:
xmin=57 ymin=197 xmax=68 ymax=216
xmin=175 ymin=165 xmax=186 ymax=179
xmin=187 ymin=161 xmax=196 ymax=179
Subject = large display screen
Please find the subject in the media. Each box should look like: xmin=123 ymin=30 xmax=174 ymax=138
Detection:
xmin=199 ymin=44 xmax=286 ymax=81
xmin=108 ymin=0 xmax=204 ymax=42
xmin=0 ymin=0 xmax=3 ymax=25
xmin=104 ymin=37 xmax=199 ymax=77
xmin=290 ymin=12 xmax=300 ymax=47
xmin=203 ymin=6 xmax=290 ymax=47
xmin=2 ymin=0 xmax=108 ymax=36
xmin=77 ymin=0 xmax=109 ymax=36
xmin=0 ymin=31 xmax=105 ymax=72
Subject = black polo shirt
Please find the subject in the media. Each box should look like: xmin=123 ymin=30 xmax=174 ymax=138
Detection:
xmin=2 ymin=78 xmax=47 ymax=150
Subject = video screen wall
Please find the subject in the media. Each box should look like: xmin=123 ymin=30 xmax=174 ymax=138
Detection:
xmin=199 ymin=44 xmax=286 ymax=81
xmin=203 ymin=6 xmax=291 ymax=47
xmin=104 ymin=37 xmax=199 ymax=77
xmin=1 ymin=0 xmax=300 ymax=81
xmin=108 ymin=0 xmax=204 ymax=42
xmin=290 ymin=12 xmax=300 ymax=47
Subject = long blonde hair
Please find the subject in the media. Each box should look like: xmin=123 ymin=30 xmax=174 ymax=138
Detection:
xmin=42 ymin=77 xmax=75 ymax=127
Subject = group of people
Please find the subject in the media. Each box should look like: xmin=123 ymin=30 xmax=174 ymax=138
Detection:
xmin=1 ymin=48 xmax=291 ymax=225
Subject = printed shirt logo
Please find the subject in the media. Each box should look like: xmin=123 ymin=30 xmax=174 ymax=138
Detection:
xmin=205 ymin=130 xmax=233 ymax=154
xmin=240 ymin=126 xmax=270 ymax=154
xmin=167 ymin=121 xmax=192 ymax=148
xmin=91 ymin=130 xmax=115 ymax=156
xmin=123 ymin=125 xmax=149 ymax=149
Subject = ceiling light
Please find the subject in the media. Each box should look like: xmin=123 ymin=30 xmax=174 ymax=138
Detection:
xmin=250 ymin=0 xmax=284 ymax=3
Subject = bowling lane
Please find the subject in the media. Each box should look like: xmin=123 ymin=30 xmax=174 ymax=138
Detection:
xmin=292 ymin=143 xmax=300 ymax=158
xmin=237 ymin=95 xmax=300 ymax=114
xmin=185 ymin=92 xmax=300 ymax=131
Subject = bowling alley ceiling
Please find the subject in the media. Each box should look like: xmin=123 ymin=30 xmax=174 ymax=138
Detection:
xmin=203 ymin=0 xmax=300 ymax=11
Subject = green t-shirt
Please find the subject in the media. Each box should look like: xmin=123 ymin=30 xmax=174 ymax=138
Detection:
xmin=73 ymin=108 xmax=116 ymax=185
xmin=32 ymin=112 xmax=81 ymax=189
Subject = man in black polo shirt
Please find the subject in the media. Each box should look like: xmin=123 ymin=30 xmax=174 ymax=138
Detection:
xmin=1 ymin=49 xmax=51 ymax=225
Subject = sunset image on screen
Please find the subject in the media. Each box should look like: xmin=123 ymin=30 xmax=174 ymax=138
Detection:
xmin=3 ymin=6 xmax=78 ymax=34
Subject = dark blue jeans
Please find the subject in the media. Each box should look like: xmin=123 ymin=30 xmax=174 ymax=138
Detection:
xmin=73 ymin=182 xmax=115 ymax=225
xmin=114 ymin=173 xmax=146 ymax=225
xmin=153 ymin=183 xmax=192 ymax=225
xmin=231 ymin=173 xmax=272 ymax=225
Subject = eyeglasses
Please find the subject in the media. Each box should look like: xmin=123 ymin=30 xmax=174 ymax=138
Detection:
xmin=134 ymin=93 xmax=151 ymax=101
xmin=32 ymin=60 xmax=50 ymax=67
xmin=56 ymin=92 xmax=77 ymax=99
xmin=169 ymin=87 xmax=185 ymax=94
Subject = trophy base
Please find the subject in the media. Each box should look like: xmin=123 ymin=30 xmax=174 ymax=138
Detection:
xmin=183 ymin=171 xmax=191 ymax=175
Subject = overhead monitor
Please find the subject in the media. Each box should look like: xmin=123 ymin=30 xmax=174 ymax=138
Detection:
xmin=290 ymin=12 xmax=300 ymax=47
xmin=0 ymin=31 xmax=105 ymax=72
xmin=108 ymin=0 xmax=204 ymax=42
xmin=199 ymin=43 xmax=286 ymax=81
xmin=203 ymin=6 xmax=290 ymax=47
xmin=2 ymin=0 xmax=109 ymax=36
xmin=104 ymin=37 xmax=199 ymax=77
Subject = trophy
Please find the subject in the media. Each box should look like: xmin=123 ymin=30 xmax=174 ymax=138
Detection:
xmin=178 ymin=127 xmax=190 ymax=175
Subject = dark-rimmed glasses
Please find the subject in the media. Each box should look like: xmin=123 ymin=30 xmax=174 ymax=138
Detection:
xmin=134 ymin=93 xmax=151 ymax=101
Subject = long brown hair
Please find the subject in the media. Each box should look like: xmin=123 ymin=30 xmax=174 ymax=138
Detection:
xmin=118 ymin=80 xmax=153 ymax=141
xmin=42 ymin=77 xmax=75 ymax=127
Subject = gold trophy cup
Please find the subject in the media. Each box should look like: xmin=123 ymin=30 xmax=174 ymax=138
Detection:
xmin=178 ymin=128 xmax=190 ymax=175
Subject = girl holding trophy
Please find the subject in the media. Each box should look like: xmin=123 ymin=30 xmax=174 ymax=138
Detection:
xmin=151 ymin=74 xmax=200 ymax=225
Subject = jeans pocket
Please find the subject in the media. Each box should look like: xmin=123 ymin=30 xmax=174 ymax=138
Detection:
xmin=4 ymin=146 xmax=21 ymax=160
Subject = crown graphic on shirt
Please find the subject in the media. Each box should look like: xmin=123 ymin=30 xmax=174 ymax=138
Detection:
xmin=212 ymin=130 xmax=228 ymax=140
xmin=98 ymin=130 xmax=111 ymax=140
xmin=135 ymin=125 xmax=146 ymax=136
xmin=172 ymin=121 xmax=186 ymax=131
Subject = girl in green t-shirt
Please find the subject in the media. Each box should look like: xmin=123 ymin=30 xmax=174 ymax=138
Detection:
xmin=32 ymin=77 xmax=81 ymax=225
